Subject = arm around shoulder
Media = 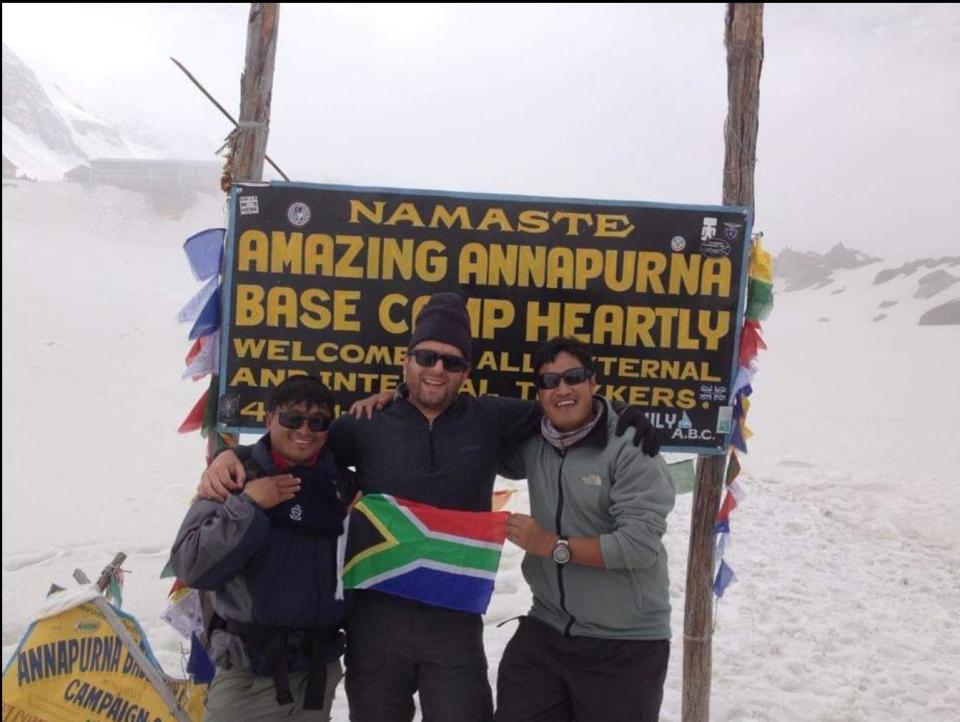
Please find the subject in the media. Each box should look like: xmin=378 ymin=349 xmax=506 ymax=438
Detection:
xmin=326 ymin=413 xmax=361 ymax=466
xmin=484 ymin=395 xmax=543 ymax=444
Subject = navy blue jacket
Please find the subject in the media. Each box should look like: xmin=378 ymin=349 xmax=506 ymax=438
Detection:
xmin=170 ymin=436 xmax=355 ymax=669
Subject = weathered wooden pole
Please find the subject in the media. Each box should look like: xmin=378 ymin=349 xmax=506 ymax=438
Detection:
xmin=682 ymin=4 xmax=763 ymax=721
xmin=230 ymin=2 xmax=280 ymax=183
xmin=721 ymin=3 xmax=763 ymax=211
xmin=208 ymin=2 xmax=280 ymax=460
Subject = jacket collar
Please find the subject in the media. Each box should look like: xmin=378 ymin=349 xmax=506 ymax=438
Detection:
xmin=250 ymin=434 xmax=324 ymax=473
xmin=398 ymin=391 xmax=469 ymax=424
xmin=547 ymin=396 xmax=609 ymax=451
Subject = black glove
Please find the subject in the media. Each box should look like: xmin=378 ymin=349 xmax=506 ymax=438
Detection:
xmin=614 ymin=406 xmax=660 ymax=457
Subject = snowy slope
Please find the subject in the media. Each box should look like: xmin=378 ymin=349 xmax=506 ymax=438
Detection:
xmin=2 ymin=43 xmax=164 ymax=179
xmin=42 ymin=78 xmax=163 ymax=162
xmin=2 ymin=183 xmax=958 ymax=721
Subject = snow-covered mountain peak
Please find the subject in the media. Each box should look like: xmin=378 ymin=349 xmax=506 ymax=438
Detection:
xmin=3 ymin=43 xmax=180 ymax=179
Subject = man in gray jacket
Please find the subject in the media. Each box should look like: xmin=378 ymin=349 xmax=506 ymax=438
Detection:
xmin=495 ymin=337 xmax=676 ymax=722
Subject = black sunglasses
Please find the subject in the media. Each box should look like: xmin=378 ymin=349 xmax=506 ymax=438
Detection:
xmin=277 ymin=410 xmax=332 ymax=432
xmin=408 ymin=349 xmax=469 ymax=373
xmin=534 ymin=367 xmax=593 ymax=390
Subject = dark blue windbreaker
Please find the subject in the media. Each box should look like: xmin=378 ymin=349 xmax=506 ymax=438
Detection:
xmin=169 ymin=436 xmax=354 ymax=669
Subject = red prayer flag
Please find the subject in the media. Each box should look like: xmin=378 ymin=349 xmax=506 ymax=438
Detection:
xmin=717 ymin=489 xmax=738 ymax=522
xmin=184 ymin=338 xmax=203 ymax=366
xmin=178 ymin=389 xmax=209 ymax=433
xmin=739 ymin=320 xmax=767 ymax=367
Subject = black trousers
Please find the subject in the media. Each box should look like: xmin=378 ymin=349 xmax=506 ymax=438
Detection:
xmin=495 ymin=616 xmax=669 ymax=722
xmin=345 ymin=592 xmax=493 ymax=722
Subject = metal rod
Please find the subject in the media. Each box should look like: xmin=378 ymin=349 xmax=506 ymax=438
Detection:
xmin=170 ymin=56 xmax=290 ymax=181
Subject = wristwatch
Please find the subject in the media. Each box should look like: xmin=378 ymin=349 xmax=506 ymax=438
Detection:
xmin=551 ymin=536 xmax=571 ymax=565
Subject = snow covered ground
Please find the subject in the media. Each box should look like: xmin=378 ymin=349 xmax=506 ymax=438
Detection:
xmin=3 ymin=182 xmax=958 ymax=721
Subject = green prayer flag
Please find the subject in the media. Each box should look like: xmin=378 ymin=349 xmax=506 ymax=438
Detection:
xmin=745 ymin=278 xmax=774 ymax=321
xmin=108 ymin=577 xmax=123 ymax=609
xmin=667 ymin=459 xmax=696 ymax=495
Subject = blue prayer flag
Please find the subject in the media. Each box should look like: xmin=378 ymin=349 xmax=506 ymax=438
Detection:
xmin=713 ymin=560 xmax=737 ymax=598
xmin=188 ymin=286 xmax=220 ymax=340
xmin=183 ymin=228 xmax=224 ymax=281
xmin=187 ymin=630 xmax=215 ymax=684
xmin=178 ymin=276 xmax=219 ymax=324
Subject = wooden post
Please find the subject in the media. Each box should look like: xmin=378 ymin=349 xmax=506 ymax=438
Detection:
xmin=682 ymin=454 xmax=726 ymax=722
xmin=94 ymin=552 xmax=127 ymax=593
xmin=721 ymin=3 xmax=763 ymax=210
xmin=682 ymin=4 xmax=763 ymax=721
xmin=208 ymin=2 xmax=280 ymax=461
xmin=232 ymin=3 xmax=280 ymax=182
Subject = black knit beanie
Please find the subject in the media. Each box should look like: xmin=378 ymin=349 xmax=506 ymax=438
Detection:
xmin=408 ymin=293 xmax=472 ymax=361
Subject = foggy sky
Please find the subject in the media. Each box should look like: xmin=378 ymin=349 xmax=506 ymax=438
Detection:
xmin=3 ymin=3 xmax=958 ymax=260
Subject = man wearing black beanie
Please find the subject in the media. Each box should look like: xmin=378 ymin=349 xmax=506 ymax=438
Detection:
xmin=408 ymin=292 xmax=473 ymax=360
xmin=401 ymin=292 xmax=474 ymax=420
xmin=200 ymin=292 xmax=658 ymax=722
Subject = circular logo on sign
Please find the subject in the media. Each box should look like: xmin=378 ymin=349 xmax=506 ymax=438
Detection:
xmin=287 ymin=202 xmax=311 ymax=227
xmin=671 ymin=235 xmax=687 ymax=252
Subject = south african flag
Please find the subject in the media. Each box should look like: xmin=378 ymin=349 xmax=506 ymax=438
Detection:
xmin=341 ymin=494 xmax=509 ymax=614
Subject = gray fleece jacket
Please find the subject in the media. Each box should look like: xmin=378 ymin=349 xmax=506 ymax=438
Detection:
xmin=500 ymin=398 xmax=676 ymax=640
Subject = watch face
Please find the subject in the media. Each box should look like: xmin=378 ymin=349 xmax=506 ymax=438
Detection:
xmin=552 ymin=541 xmax=571 ymax=565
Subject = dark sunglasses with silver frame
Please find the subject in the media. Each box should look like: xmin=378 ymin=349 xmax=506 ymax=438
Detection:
xmin=534 ymin=367 xmax=594 ymax=390
xmin=407 ymin=348 xmax=469 ymax=373
xmin=277 ymin=410 xmax=332 ymax=432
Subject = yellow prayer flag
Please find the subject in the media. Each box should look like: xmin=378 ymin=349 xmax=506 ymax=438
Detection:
xmin=749 ymin=239 xmax=774 ymax=283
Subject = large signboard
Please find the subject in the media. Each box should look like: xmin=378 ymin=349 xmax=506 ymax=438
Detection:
xmin=219 ymin=183 xmax=751 ymax=452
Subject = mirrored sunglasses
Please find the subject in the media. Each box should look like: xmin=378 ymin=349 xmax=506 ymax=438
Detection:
xmin=277 ymin=410 xmax=332 ymax=432
xmin=408 ymin=349 xmax=469 ymax=373
xmin=534 ymin=367 xmax=593 ymax=390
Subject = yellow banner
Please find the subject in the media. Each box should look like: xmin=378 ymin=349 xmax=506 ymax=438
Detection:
xmin=2 ymin=601 xmax=205 ymax=722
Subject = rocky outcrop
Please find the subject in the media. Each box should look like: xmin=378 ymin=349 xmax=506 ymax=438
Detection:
xmin=776 ymin=244 xmax=881 ymax=291
xmin=918 ymin=298 xmax=960 ymax=326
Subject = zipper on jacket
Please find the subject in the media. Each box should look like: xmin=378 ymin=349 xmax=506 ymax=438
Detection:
xmin=428 ymin=419 xmax=436 ymax=470
xmin=553 ymin=448 xmax=578 ymax=637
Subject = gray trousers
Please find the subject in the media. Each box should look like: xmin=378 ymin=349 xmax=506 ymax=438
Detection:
xmin=204 ymin=661 xmax=343 ymax=721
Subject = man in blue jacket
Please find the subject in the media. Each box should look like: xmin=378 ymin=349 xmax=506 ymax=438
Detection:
xmin=170 ymin=376 xmax=354 ymax=721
